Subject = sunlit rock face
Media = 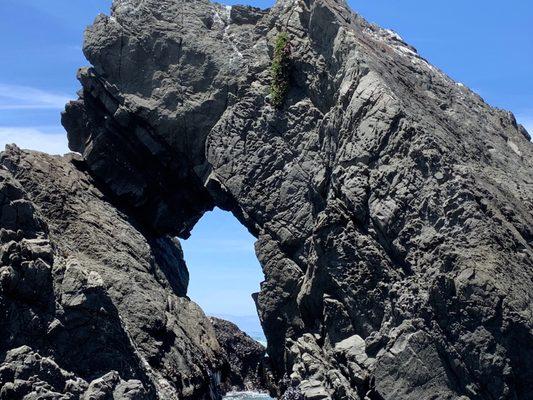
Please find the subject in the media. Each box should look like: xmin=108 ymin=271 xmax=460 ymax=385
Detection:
xmin=62 ymin=0 xmax=267 ymax=238
xmin=5 ymin=0 xmax=532 ymax=398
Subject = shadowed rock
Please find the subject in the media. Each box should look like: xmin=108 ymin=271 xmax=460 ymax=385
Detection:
xmin=0 ymin=146 xmax=224 ymax=399
xmin=210 ymin=317 xmax=272 ymax=393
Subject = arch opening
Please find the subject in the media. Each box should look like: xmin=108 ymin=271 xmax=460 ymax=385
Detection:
xmin=181 ymin=207 xmax=266 ymax=344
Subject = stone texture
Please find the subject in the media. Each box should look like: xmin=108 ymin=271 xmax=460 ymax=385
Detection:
xmin=0 ymin=146 xmax=224 ymax=399
xmin=63 ymin=0 xmax=533 ymax=398
xmin=210 ymin=317 xmax=271 ymax=393
xmin=2 ymin=0 xmax=532 ymax=399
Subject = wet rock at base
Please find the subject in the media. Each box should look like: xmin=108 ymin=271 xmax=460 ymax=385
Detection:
xmin=210 ymin=317 xmax=272 ymax=393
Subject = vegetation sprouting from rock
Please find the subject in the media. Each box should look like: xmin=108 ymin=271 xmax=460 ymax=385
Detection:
xmin=270 ymin=32 xmax=291 ymax=109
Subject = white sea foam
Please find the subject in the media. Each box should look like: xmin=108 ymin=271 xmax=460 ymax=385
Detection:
xmin=223 ymin=392 xmax=274 ymax=400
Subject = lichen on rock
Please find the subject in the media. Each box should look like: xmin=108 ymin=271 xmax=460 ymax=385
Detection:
xmin=269 ymin=31 xmax=291 ymax=108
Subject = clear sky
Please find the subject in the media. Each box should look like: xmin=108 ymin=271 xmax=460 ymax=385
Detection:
xmin=0 ymin=0 xmax=531 ymax=328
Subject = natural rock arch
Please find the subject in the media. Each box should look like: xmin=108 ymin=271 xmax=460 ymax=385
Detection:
xmin=2 ymin=0 xmax=531 ymax=399
xmin=63 ymin=0 xmax=533 ymax=398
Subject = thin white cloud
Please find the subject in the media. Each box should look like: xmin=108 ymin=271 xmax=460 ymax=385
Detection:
xmin=0 ymin=83 xmax=71 ymax=110
xmin=0 ymin=127 xmax=70 ymax=155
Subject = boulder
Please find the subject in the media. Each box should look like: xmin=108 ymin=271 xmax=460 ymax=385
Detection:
xmin=210 ymin=317 xmax=271 ymax=393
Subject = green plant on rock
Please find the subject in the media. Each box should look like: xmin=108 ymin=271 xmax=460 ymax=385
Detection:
xmin=270 ymin=32 xmax=291 ymax=109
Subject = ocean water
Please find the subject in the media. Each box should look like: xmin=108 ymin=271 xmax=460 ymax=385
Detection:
xmin=252 ymin=335 xmax=268 ymax=347
xmin=223 ymin=392 xmax=274 ymax=400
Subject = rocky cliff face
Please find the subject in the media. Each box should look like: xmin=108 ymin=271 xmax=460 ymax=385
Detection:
xmin=0 ymin=146 xmax=224 ymax=399
xmin=2 ymin=0 xmax=532 ymax=399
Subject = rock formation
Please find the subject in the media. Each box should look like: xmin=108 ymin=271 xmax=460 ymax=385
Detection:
xmin=1 ymin=0 xmax=532 ymax=399
xmin=0 ymin=146 xmax=224 ymax=399
xmin=210 ymin=317 xmax=270 ymax=393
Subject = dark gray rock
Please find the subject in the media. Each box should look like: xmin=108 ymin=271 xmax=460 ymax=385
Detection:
xmin=2 ymin=0 xmax=531 ymax=399
xmin=210 ymin=317 xmax=271 ymax=393
xmin=280 ymin=387 xmax=305 ymax=400
xmin=0 ymin=346 xmax=86 ymax=400
xmin=63 ymin=0 xmax=533 ymax=397
xmin=0 ymin=146 xmax=225 ymax=399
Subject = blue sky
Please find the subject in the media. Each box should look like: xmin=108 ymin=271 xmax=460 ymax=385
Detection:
xmin=184 ymin=208 xmax=262 ymax=317
xmin=0 ymin=0 xmax=531 ymax=328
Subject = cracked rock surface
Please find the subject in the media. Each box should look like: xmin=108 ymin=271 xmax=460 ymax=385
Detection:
xmin=0 ymin=146 xmax=224 ymax=399
xmin=2 ymin=0 xmax=532 ymax=399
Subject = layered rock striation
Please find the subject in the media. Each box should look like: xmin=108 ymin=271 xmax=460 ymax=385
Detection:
xmin=1 ymin=0 xmax=532 ymax=399
xmin=0 ymin=146 xmax=224 ymax=399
